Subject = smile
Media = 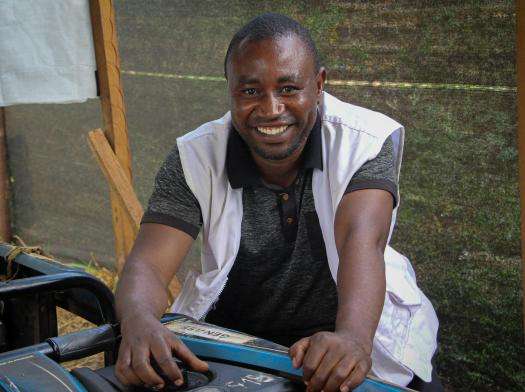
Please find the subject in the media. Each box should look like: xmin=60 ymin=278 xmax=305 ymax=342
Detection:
xmin=256 ymin=125 xmax=289 ymax=136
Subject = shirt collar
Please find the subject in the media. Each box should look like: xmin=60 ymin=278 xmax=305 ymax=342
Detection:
xmin=227 ymin=113 xmax=323 ymax=189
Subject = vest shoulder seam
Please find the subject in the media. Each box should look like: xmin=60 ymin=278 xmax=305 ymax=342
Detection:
xmin=322 ymin=116 xmax=384 ymax=139
xmin=179 ymin=127 xmax=216 ymax=143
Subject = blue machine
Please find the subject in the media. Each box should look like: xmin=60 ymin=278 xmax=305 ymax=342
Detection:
xmin=0 ymin=246 xmax=413 ymax=392
xmin=0 ymin=314 xmax=413 ymax=392
xmin=163 ymin=315 xmax=412 ymax=392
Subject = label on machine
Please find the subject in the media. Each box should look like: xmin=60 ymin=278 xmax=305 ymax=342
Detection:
xmin=164 ymin=316 xmax=289 ymax=353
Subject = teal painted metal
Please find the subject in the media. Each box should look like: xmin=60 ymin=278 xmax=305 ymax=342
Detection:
xmin=0 ymin=352 xmax=89 ymax=392
xmin=179 ymin=335 xmax=407 ymax=392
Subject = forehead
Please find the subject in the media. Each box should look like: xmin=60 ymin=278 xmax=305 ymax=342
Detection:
xmin=228 ymin=35 xmax=315 ymax=79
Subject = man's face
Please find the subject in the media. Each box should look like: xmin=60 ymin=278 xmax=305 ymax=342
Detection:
xmin=227 ymin=34 xmax=325 ymax=161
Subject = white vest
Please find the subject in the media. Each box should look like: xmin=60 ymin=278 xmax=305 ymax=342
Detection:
xmin=172 ymin=92 xmax=439 ymax=386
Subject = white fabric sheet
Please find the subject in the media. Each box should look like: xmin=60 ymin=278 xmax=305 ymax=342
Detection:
xmin=0 ymin=0 xmax=97 ymax=106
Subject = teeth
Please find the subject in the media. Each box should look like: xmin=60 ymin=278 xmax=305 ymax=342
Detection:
xmin=257 ymin=125 xmax=288 ymax=135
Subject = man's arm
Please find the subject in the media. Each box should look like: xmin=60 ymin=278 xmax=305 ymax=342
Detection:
xmin=289 ymin=188 xmax=393 ymax=392
xmin=115 ymin=223 xmax=208 ymax=389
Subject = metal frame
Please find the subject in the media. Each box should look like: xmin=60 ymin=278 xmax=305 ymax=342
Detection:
xmin=0 ymin=245 xmax=116 ymax=364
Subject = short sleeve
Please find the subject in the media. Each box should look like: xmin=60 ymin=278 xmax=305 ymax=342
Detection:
xmin=345 ymin=136 xmax=398 ymax=207
xmin=141 ymin=144 xmax=203 ymax=239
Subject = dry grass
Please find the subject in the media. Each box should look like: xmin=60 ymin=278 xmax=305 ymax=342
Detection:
xmin=57 ymin=261 xmax=118 ymax=370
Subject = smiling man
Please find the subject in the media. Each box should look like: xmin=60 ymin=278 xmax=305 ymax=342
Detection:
xmin=115 ymin=13 xmax=441 ymax=392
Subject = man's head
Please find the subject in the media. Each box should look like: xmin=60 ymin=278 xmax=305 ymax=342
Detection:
xmin=224 ymin=13 xmax=321 ymax=78
xmin=225 ymin=13 xmax=326 ymax=162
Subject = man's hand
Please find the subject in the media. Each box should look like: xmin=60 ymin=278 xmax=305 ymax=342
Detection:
xmin=115 ymin=224 xmax=205 ymax=388
xmin=289 ymin=331 xmax=372 ymax=392
xmin=115 ymin=313 xmax=209 ymax=389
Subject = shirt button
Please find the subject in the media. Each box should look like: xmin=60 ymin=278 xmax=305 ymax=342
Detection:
xmin=282 ymin=193 xmax=289 ymax=201
xmin=286 ymin=217 xmax=294 ymax=224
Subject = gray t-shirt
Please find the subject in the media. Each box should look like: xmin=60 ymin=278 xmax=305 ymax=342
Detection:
xmin=143 ymin=121 xmax=397 ymax=346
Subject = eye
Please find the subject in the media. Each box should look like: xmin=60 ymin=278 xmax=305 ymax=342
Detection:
xmin=280 ymin=86 xmax=299 ymax=94
xmin=241 ymin=88 xmax=258 ymax=96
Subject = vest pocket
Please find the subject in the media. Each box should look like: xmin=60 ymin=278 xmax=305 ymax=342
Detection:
xmin=384 ymin=246 xmax=422 ymax=307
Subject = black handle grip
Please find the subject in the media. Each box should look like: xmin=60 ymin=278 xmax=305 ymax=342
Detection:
xmin=46 ymin=324 xmax=117 ymax=362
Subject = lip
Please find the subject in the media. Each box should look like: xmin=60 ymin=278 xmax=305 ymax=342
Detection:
xmin=252 ymin=124 xmax=292 ymax=140
xmin=255 ymin=123 xmax=290 ymax=128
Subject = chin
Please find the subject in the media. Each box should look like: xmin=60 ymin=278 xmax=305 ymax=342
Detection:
xmin=253 ymin=143 xmax=301 ymax=161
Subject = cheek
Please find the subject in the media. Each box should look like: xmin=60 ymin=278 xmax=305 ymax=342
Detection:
xmin=291 ymin=95 xmax=318 ymax=122
xmin=230 ymin=100 xmax=246 ymax=116
xmin=232 ymin=101 xmax=258 ymax=123
xmin=231 ymin=104 xmax=253 ymax=130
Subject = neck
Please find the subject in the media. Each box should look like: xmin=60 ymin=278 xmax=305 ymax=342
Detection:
xmin=252 ymin=150 xmax=303 ymax=188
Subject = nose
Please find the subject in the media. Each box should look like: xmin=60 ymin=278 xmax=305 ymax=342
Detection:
xmin=258 ymin=92 xmax=284 ymax=118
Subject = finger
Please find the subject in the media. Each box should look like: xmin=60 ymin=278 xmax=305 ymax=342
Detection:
xmin=130 ymin=344 xmax=165 ymax=387
xmin=289 ymin=337 xmax=310 ymax=369
xmin=340 ymin=360 xmax=370 ymax=392
xmin=170 ymin=335 xmax=209 ymax=372
xmin=308 ymin=350 xmax=345 ymax=392
xmin=302 ymin=338 xmax=329 ymax=382
xmin=151 ymin=335 xmax=183 ymax=384
xmin=322 ymin=357 xmax=356 ymax=392
xmin=115 ymin=343 xmax=142 ymax=386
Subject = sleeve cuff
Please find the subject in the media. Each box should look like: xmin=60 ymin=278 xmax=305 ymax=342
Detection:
xmin=141 ymin=211 xmax=200 ymax=239
xmin=345 ymin=178 xmax=398 ymax=208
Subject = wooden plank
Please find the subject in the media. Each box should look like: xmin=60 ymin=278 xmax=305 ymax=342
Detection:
xmin=516 ymin=0 xmax=525 ymax=335
xmin=0 ymin=109 xmax=11 ymax=242
xmin=88 ymin=129 xmax=142 ymax=232
xmin=88 ymin=129 xmax=181 ymax=297
xmin=89 ymin=0 xmax=135 ymax=271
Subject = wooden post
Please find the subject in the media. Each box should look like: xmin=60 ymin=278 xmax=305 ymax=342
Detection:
xmin=516 ymin=0 xmax=525 ymax=335
xmin=89 ymin=0 xmax=135 ymax=271
xmin=0 ymin=108 xmax=11 ymax=242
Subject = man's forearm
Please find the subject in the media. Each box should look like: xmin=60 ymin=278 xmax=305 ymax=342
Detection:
xmin=115 ymin=224 xmax=194 ymax=324
xmin=115 ymin=258 xmax=171 ymax=322
xmin=289 ymin=240 xmax=386 ymax=392
xmin=335 ymin=242 xmax=386 ymax=351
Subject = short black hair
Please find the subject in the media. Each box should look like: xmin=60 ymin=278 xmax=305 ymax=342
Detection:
xmin=224 ymin=13 xmax=321 ymax=78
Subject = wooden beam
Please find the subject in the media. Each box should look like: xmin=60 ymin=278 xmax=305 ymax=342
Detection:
xmin=88 ymin=129 xmax=142 ymax=233
xmin=89 ymin=0 xmax=134 ymax=271
xmin=88 ymin=129 xmax=181 ymax=297
xmin=516 ymin=0 xmax=525 ymax=336
xmin=0 ymin=109 xmax=11 ymax=242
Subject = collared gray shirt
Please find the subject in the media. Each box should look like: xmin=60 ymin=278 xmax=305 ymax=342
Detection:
xmin=143 ymin=115 xmax=397 ymax=346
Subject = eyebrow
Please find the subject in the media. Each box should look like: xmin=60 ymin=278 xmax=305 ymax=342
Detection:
xmin=238 ymin=76 xmax=260 ymax=85
xmin=277 ymin=74 xmax=301 ymax=84
xmin=236 ymin=73 xmax=302 ymax=85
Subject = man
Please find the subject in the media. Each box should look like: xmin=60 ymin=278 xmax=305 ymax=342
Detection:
xmin=115 ymin=13 xmax=440 ymax=392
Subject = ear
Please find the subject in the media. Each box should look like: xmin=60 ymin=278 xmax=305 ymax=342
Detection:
xmin=315 ymin=67 xmax=327 ymax=97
